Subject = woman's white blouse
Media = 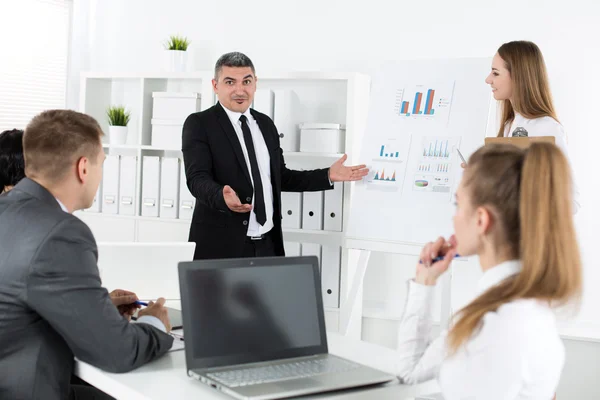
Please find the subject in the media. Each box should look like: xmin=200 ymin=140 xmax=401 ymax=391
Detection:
xmin=394 ymin=260 xmax=564 ymax=400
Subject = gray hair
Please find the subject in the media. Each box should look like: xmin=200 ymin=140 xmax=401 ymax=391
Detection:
xmin=214 ymin=52 xmax=256 ymax=79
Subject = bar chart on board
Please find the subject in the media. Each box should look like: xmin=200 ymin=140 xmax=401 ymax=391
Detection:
xmin=366 ymin=136 xmax=412 ymax=192
xmin=393 ymin=82 xmax=455 ymax=125
xmin=409 ymin=136 xmax=461 ymax=200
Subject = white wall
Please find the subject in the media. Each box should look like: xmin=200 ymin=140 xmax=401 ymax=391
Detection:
xmin=69 ymin=0 xmax=600 ymax=396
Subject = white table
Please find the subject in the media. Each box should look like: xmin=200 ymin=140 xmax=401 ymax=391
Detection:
xmin=75 ymin=329 xmax=439 ymax=400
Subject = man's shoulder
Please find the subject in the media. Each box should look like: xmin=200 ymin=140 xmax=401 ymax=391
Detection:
xmin=185 ymin=105 xmax=219 ymax=124
xmin=0 ymin=191 xmax=92 ymax=242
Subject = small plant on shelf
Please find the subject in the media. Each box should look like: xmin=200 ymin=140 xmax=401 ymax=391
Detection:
xmin=106 ymin=105 xmax=131 ymax=145
xmin=164 ymin=35 xmax=190 ymax=72
xmin=164 ymin=35 xmax=190 ymax=51
xmin=106 ymin=105 xmax=131 ymax=126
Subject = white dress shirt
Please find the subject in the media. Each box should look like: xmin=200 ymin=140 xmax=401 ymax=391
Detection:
xmin=57 ymin=198 xmax=166 ymax=333
xmin=395 ymin=260 xmax=564 ymax=400
xmin=222 ymin=105 xmax=275 ymax=236
xmin=504 ymin=112 xmax=580 ymax=212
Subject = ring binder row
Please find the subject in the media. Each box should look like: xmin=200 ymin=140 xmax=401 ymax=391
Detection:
xmin=85 ymin=155 xmax=196 ymax=220
xmin=280 ymin=184 xmax=344 ymax=232
xmin=284 ymin=241 xmax=341 ymax=308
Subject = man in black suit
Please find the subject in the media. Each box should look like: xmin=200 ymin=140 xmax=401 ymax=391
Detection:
xmin=183 ymin=52 xmax=368 ymax=260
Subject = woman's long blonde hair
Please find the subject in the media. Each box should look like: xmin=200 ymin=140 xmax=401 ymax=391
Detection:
xmin=447 ymin=143 xmax=581 ymax=353
xmin=496 ymin=41 xmax=559 ymax=137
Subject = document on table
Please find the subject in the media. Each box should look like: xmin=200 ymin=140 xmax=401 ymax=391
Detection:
xmin=169 ymin=329 xmax=185 ymax=352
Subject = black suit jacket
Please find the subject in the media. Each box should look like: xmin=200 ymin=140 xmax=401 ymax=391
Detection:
xmin=182 ymin=103 xmax=333 ymax=260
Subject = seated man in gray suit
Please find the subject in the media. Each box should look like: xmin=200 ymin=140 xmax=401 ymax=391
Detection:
xmin=0 ymin=110 xmax=174 ymax=400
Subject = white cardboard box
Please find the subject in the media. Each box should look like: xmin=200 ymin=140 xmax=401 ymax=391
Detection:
xmin=151 ymin=119 xmax=183 ymax=150
xmin=152 ymin=92 xmax=201 ymax=123
xmin=299 ymin=123 xmax=345 ymax=153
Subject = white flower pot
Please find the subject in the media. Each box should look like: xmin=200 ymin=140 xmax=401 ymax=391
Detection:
xmin=109 ymin=126 xmax=128 ymax=145
xmin=167 ymin=50 xmax=187 ymax=72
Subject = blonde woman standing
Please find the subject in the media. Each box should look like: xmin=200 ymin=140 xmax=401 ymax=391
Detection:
xmin=484 ymin=40 xmax=580 ymax=211
xmin=394 ymin=143 xmax=581 ymax=400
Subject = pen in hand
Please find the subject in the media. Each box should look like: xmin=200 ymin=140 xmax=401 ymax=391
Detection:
xmin=134 ymin=301 xmax=148 ymax=307
xmin=419 ymin=254 xmax=460 ymax=264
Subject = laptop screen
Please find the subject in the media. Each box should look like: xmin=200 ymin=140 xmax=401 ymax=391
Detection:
xmin=179 ymin=256 xmax=328 ymax=370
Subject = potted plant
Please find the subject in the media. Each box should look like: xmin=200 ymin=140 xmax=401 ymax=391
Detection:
xmin=106 ymin=106 xmax=131 ymax=145
xmin=164 ymin=35 xmax=190 ymax=72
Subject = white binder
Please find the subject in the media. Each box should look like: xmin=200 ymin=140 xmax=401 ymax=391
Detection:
xmin=179 ymin=162 xmax=196 ymax=220
xmin=323 ymin=183 xmax=343 ymax=231
xmin=102 ymin=155 xmax=120 ymax=215
xmin=253 ymin=89 xmax=274 ymax=119
xmin=141 ymin=156 xmax=161 ymax=217
xmin=281 ymin=192 xmax=302 ymax=229
xmin=302 ymin=191 xmax=324 ymax=230
xmin=159 ymin=157 xmax=180 ymax=219
xmin=283 ymin=242 xmax=301 ymax=257
xmin=273 ymin=89 xmax=299 ymax=152
xmin=321 ymin=245 xmax=341 ymax=308
xmin=118 ymin=155 xmax=137 ymax=216
xmin=301 ymin=243 xmax=321 ymax=270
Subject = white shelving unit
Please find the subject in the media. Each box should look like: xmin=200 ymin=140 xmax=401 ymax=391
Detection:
xmin=75 ymin=70 xmax=371 ymax=325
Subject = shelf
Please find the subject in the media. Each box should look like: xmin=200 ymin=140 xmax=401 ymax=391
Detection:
xmin=82 ymin=71 xmax=209 ymax=80
xmin=101 ymin=145 xmax=183 ymax=152
xmin=82 ymin=71 xmax=365 ymax=81
xmin=79 ymin=213 xmax=344 ymax=237
xmin=256 ymin=71 xmax=365 ymax=81
xmin=101 ymin=144 xmax=140 ymax=150
xmin=77 ymin=212 xmax=191 ymax=224
xmin=283 ymin=152 xmax=344 ymax=159
xmin=140 ymin=145 xmax=182 ymax=152
xmin=101 ymin=144 xmax=183 ymax=152
xmin=99 ymin=148 xmax=343 ymax=156
xmin=282 ymin=228 xmax=344 ymax=247
xmin=78 ymin=212 xmax=137 ymax=220
xmin=135 ymin=216 xmax=190 ymax=224
xmin=79 ymin=213 xmax=342 ymax=240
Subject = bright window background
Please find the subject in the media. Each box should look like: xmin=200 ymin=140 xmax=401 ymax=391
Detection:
xmin=0 ymin=0 xmax=71 ymax=131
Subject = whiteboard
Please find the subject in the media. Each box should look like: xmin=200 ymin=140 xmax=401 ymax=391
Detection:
xmin=347 ymin=58 xmax=493 ymax=247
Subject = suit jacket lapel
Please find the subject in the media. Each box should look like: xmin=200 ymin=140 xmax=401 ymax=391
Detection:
xmin=250 ymin=109 xmax=276 ymax=151
xmin=215 ymin=103 xmax=252 ymax=186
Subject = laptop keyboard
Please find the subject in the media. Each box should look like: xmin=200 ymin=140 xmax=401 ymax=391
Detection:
xmin=206 ymin=358 xmax=360 ymax=388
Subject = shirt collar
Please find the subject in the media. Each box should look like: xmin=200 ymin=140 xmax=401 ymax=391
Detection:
xmin=55 ymin=197 xmax=69 ymax=213
xmin=221 ymin=103 xmax=253 ymax=128
xmin=476 ymin=260 xmax=522 ymax=296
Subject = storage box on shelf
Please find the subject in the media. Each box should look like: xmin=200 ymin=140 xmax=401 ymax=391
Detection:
xmin=151 ymin=92 xmax=201 ymax=150
xmin=299 ymin=123 xmax=346 ymax=154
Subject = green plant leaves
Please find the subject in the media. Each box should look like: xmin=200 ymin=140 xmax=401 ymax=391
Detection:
xmin=106 ymin=106 xmax=131 ymax=126
xmin=165 ymin=35 xmax=190 ymax=51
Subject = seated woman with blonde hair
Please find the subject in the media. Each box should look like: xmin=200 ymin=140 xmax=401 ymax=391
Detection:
xmin=395 ymin=143 xmax=580 ymax=400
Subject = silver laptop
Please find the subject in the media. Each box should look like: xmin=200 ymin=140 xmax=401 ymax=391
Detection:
xmin=178 ymin=256 xmax=395 ymax=400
